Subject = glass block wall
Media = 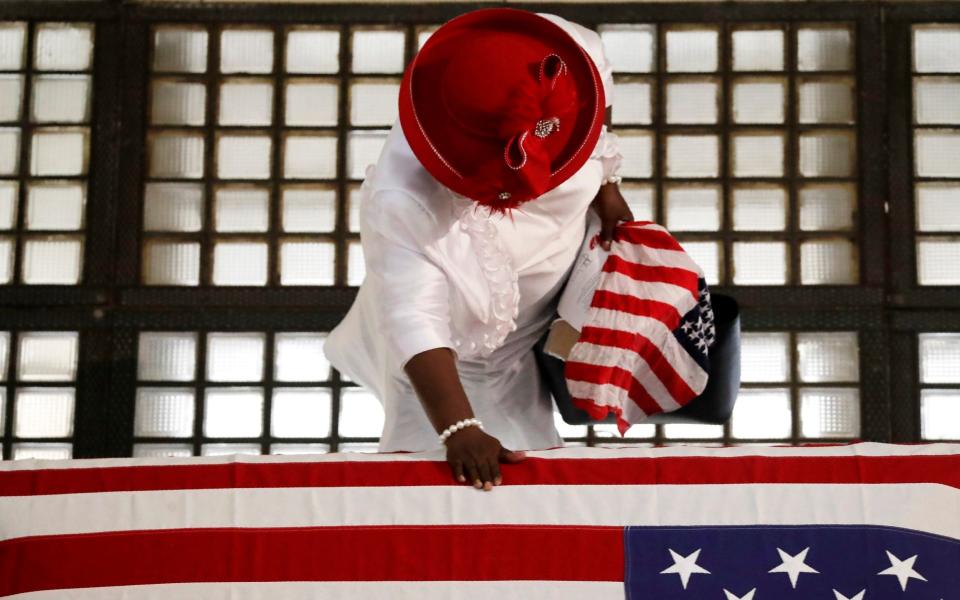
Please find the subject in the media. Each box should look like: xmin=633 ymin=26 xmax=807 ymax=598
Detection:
xmin=128 ymin=329 xmax=865 ymax=454
xmin=132 ymin=330 xmax=382 ymax=456
xmin=0 ymin=4 xmax=958 ymax=457
xmin=918 ymin=333 xmax=960 ymax=440
xmin=125 ymin=20 xmax=873 ymax=454
xmin=912 ymin=25 xmax=960 ymax=285
xmin=0 ymin=331 xmax=79 ymax=459
xmin=0 ymin=22 xmax=93 ymax=285
xmin=141 ymin=24 xmax=419 ymax=287
xmin=144 ymin=25 xmax=342 ymax=286
xmin=557 ymin=330 xmax=861 ymax=446
xmin=601 ymin=23 xmax=858 ymax=286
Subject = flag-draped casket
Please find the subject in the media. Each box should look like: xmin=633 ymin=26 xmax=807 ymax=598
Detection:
xmin=1 ymin=442 xmax=958 ymax=598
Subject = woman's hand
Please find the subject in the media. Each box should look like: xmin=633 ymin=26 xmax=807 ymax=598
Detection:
xmin=403 ymin=347 xmax=526 ymax=490
xmin=445 ymin=426 xmax=526 ymax=491
xmin=591 ymin=183 xmax=634 ymax=251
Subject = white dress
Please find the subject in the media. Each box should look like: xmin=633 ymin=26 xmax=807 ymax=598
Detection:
xmin=323 ymin=14 xmax=621 ymax=453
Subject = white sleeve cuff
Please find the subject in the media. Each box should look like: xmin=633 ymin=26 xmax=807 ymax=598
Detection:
xmin=592 ymin=125 xmax=623 ymax=181
xmin=392 ymin=323 xmax=458 ymax=371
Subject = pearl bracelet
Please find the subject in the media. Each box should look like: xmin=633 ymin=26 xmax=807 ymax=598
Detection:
xmin=439 ymin=418 xmax=483 ymax=444
xmin=602 ymin=174 xmax=623 ymax=186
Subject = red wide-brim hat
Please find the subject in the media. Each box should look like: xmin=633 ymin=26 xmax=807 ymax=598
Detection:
xmin=399 ymin=8 xmax=606 ymax=212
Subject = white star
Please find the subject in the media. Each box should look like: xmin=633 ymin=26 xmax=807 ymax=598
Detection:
xmin=659 ymin=548 xmax=710 ymax=589
xmin=768 ymin=546 xmax=819 ymax=588
xmin=723 ymin=589 xmax=756 ymax=600
xmin=833 ymin=590 xmax=866 ymax=600
xmin=877 ymin=550 xmax=927 ymax=591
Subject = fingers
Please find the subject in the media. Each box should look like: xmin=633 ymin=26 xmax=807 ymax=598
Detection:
xmin=476 ymin=460 xmax=494 ymax=491
xmin=459 ymin=456 xmax=505 ymax=490
xmin=493 ymin=447 xmax=525 ymax=487
xmin=450 ymin=460 xmax=465 ymax=483
xmin=451 ymin=445 xmax=522 ymax=492
xmin=600 ymin=219 xmax=615 ymax=251
xmin=499 ymin=448 xmax=527 ymax=463
xmin=465 ymin=460 xmax=482 ymax=490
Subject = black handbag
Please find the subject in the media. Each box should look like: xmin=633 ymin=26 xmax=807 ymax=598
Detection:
xmin=533 ymin=293 xmax=742 ymax=426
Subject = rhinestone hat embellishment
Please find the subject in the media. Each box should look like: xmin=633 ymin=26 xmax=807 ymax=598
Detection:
xmin=533 ymin=116 xmax=560 ymax=138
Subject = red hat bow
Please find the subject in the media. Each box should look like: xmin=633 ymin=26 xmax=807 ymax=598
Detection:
xmin=496 ymin=54 xmax=580 ymax=200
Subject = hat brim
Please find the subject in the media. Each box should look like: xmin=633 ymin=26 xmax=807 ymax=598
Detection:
xmin=399 ymin=8 xmax=605 ymax=206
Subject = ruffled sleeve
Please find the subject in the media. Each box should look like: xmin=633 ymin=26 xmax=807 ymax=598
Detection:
xmin=359 ymin=186 xmax=457 ymax=370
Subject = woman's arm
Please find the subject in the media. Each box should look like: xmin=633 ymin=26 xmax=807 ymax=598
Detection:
xmin=592 ymin=107 xmax=634 ymax=250
xmin=404 ymin=348 xmax=526 ymax=491
xmin=361 ymin=188 xmax=524 ymax=491
xmin=539 ymin=16 xmax=626 ymax=247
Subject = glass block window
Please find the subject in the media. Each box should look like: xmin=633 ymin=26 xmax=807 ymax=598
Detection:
xmin=553 ymin=411 xmax=656 ymax=448
xmin=600 ymin=23 xmax=859 ymax=285
xmin=553 ymin=330 xmax=862 ymax=446
xmin=732 ymin=331 xmax=861 ymax=441
xmin=0 ymin=331 xmax=80 ymax=459
xmin=132 ymin=330 xmax=382 ymax=456
xmin=918 ymin=333 xmax=960 ymax=440
xmin=142 ymin=24 xmax=397 ymax=287
xmin=0 ymin=22 xmax=93 ymax=285
xmin=912 ymin=26 xmax=960 ymax=285
xmin=0 ymin=6 xmax=949 ymax=458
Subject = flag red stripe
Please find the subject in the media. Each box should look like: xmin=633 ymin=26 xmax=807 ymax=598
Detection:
xmin=602 ymin=254 xmax=699 ymax=297
xmin=0 ymin=525 xmax=624 ymax=596
xmin=565 ymin=360 xmax=664 ymax=415
xmin=612 ymin=226 xmax=685 ymax=252
xmin=590 ymin=290 xmax=683 ymax=329
xmin=2 ymin=455 xmax=959 ymax=496
xmin=570 ymin=397 xmax=632 ymax=436
xmin=577 ymin=326 xmax=698 ymax=403
xmin=570 ymin=396 xmax=624 ymax=422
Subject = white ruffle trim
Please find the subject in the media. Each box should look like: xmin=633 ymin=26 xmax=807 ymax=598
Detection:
xmin=451 ymin=202 xmax=521 ymax=359
xmin=590 ymin=125 xmax=623 ymax=181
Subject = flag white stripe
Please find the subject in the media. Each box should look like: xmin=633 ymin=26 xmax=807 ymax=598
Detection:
xmin=8 ymin=581 xmax=625 ymax=600
xmin=620 ymin=397 xmax=651 ymax=425
xmin=597 ymin=271 xmax=698 ymax=314
xmin=569 ymin=341 xmax=691 ymax=411
xmin=574 ymin=307 xmax=707 ymax=393
xmin=566 ymin=355 xmax=650 ymax=417
xmin=571 ymin=259 xmax=706 ymax=417
xmin=615 ymin=239 xmax=703 ymax=273
xmin=562 ymin=377 xmax=662 ymax=425
xmin=530 ymin=442 xmax=960 ymax=459
xmin=2 ymin=484 xmax=958 ymax=543
xmin=567 ymin=379 xmax=646 ymax=418
xmin=1 ymin=442 xmax=957 ymax=471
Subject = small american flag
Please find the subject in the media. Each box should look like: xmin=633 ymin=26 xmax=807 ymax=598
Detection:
xmin=0 ymin=443 xmax=958 ymax=598
xmin=565 ymin=221 xmax=715 ymax=434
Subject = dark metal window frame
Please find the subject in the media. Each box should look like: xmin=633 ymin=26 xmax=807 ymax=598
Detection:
xmin=885 ymin=3 xmax=960 ymax=442
xmin=3 ymin=21 xmax=96 ymax=288
xmin=0 ymin=2 xmax=958 ymax=458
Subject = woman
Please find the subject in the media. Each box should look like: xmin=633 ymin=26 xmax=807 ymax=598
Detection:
xmin=323 ymin=8 xmax=631 ymax=491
